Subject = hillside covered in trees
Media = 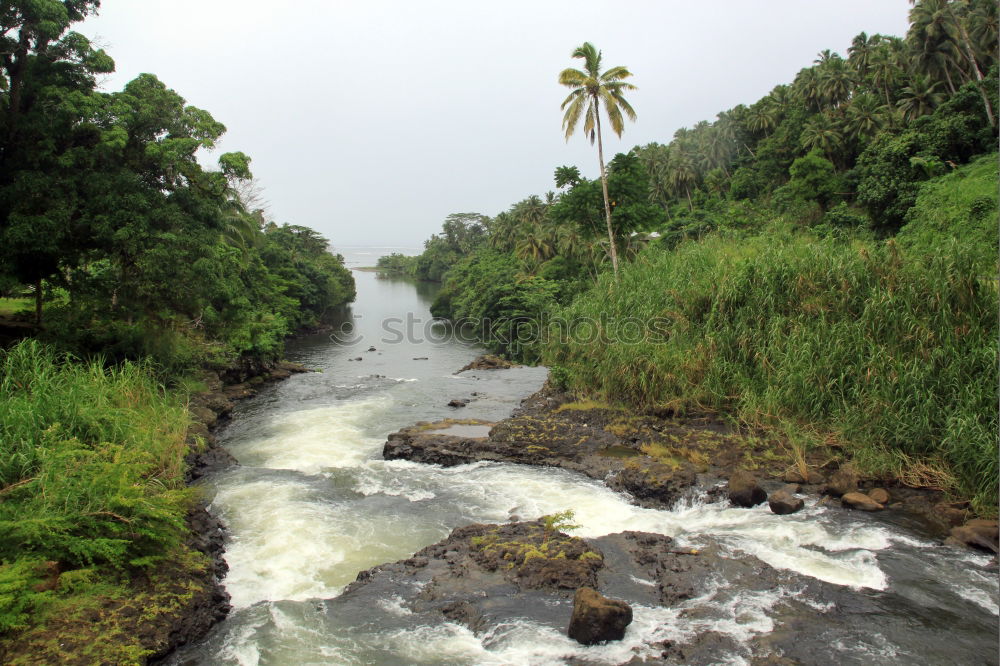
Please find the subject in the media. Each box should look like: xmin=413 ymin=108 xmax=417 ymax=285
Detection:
xmin=397 ymin=0 xmax=998 ymax=513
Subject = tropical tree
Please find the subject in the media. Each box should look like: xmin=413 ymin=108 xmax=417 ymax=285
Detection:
xmin=897 ymin=72 xmax=945 ymax=120
xmin=799 ymin=114 xmax=845 ymax=161
xmin=845 ymin=93 xmax=889 ymax=142
xmin=848 ymin=31 xmax=881 ymax=75
xmin=908 ymin=0 xmax=995 ymax=126
xmin=558 ymin=42 xmax=637 ymax=278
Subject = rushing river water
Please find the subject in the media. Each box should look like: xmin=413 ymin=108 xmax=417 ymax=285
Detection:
xmin=168 ymin=249 xmax=998 ymax=665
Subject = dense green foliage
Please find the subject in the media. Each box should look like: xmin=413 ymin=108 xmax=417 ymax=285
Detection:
xmin=0 ymin=3 xmax=356 ymax=649
xmin=0 ymin=340 xmax=191 ymax=630
xmin=542 ymin=227 xmax=997 ymax=511
xmin=376 ymin=213 xmax=488 ymax=281
xmin=0 ymin=1 xmax=355 ymax=371
xmin=408 ymin=1 xmax=998 ymax=509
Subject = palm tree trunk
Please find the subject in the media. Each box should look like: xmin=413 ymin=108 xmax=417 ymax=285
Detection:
xmin=943 ymin=64 xmax=957 ymax=94
xmin=594 ymin=103 xmax=619 ymax=279
xmin=948 ymin=6 xmax=996 ymax=127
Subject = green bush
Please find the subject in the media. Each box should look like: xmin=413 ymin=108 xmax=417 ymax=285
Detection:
xmin=896 ymin=153 xmax=998 ymax=267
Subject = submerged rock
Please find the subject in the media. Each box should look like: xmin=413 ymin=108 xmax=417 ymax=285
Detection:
xmin=567 ymin=587 xmax=633 ymax=645
xmin=728 ymin=469 xmax=767 ymax=507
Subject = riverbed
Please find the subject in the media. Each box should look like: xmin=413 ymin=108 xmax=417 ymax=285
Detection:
xmin=167 ymin=251 xmax=999 ymax=665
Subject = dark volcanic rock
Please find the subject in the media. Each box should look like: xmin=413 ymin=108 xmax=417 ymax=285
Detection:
xmin=384 ymin=402 xmax=704 ymax=510
xmin=768 ymin=490 xmax=804 ymax=515
xmin=567 ymin=587 xmax=633 ymax=645
xmin=447 ymin=398 xmax=470 ymax=408
xmin=185 ymin=443 xmax=238 ymax=483
xmin=455 ymin=354 xmax=519 ymax=373
xmin=728 ymin=469 xmax=767 ymax=507
xmin=606 ymin=463 xmax=698 ymax=508
xmin=334 ymin=523 xmax=859 ymax=664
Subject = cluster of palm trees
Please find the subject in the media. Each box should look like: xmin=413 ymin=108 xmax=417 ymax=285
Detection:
xmin=487 ymin=194 xmax=601 ymax=274
xmin=631 ymin=0 xmax=996 ymax=210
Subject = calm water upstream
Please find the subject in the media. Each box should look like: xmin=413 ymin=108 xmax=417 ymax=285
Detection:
xmin=168 ymin=249 xmax=998 ymax=665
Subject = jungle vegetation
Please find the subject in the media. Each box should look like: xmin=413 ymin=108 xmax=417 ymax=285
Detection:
xmin=405 ymin=0 xmax=999 ymax=512
xmin=0 ymin=2 xmax=355 ymax=658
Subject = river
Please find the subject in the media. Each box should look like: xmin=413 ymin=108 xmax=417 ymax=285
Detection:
xmin=167 ymin=248 xmax=998 ymax=665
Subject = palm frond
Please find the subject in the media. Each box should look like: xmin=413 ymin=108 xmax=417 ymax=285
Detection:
xmin=559 ymin=68 xmax=590 ymax=87
xmin=561 ymin=95 xmax=586 ymax=140
xmin=600 ymin=65 xmax=633 ymax=82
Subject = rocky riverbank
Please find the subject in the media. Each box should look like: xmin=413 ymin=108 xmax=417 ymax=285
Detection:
xmin=385 ymin=382 xmax=998 ymax=553
xmin=369 ymin=380 xmax=999 ymax=661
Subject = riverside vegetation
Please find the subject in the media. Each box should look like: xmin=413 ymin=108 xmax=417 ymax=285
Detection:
xmin=390 ymin=1 xmax=999 ymax=515
xmin=0 ymin=1 xmax=355 ymax=661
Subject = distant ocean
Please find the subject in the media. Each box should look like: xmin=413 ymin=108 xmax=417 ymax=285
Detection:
xmin=331 ymin=246 xmax=423 ymax=269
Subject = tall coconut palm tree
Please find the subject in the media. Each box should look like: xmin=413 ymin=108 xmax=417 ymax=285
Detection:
xmin=897 ymin=73 xmax=945 ymax=121
xmin=818 ymin=56 xmax=856 ymax=108
xmin=845 ymin=92 xmax=888 ymax=142
xmin=800 ymin=114 xmax=845 ymax=161
xmin=848 ymin=32 xmax=881 ymax=75
xmin=559 ymin=42 xmax=637 ymax=279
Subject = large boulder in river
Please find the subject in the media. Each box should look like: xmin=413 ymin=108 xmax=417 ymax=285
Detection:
xmin=728 ymin=469 xmax=767 ymax=507
xmin=867 ymin=488 xmax=891 ymax=505
xmin=768 ymin=489 xmax=804 ymax=515
xmin=567 ymin=587 xmax=633 ymax=645
xmin=948 ymin=520 xmax=999 ymax=553
xmin=824 ymin=466 xmax=858 ymax=497
xmin=455 ymin=354 xmax=519 ymax=373
xmin=841 ymin=492 xmax=883 ymax=511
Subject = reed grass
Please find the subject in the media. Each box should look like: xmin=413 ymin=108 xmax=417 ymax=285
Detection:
xmin=543 ymin=233 xmax=998 ymax=512
xmin=0 ymin=340 xmax=192 ymax=631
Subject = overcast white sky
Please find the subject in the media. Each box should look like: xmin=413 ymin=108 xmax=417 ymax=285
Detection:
xmin=80 ymin=1 xmax=911 ymax=247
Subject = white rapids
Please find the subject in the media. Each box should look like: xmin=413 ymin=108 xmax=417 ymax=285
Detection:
xmin=168 ymin=265 xmax=999 ymax=666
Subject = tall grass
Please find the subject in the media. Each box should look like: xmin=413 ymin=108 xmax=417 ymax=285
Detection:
xmin=543 ymin=233 xmax=998 ymax=512
xmin=0 ymin=340 xmax=192 ymax=630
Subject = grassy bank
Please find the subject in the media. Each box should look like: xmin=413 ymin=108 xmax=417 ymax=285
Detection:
xmin=0 ymin=340 xmax=209 ymax=663
xmin=542 ymin=211 xmax=997 ymax=512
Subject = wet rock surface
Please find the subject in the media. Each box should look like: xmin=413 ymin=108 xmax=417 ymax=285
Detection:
xmin=455 ymin=354 xmax=520 ymax=373
xmin=727 ymin=469 xmax=767 ymax=508
xmin=568 ymin=587 xmax=633 ymax=645
xmin=768 ymin=489 xmax=804 ymax=515
xmin=841 ymin=491 xmax=884 ymax=511
xmin=330 ymin=520 xmax=978 ymax=664
xmin=948 ymin=519 xmax=1000 ymax=553
xmin=383 ymin=386 xmax=760 ymax=510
